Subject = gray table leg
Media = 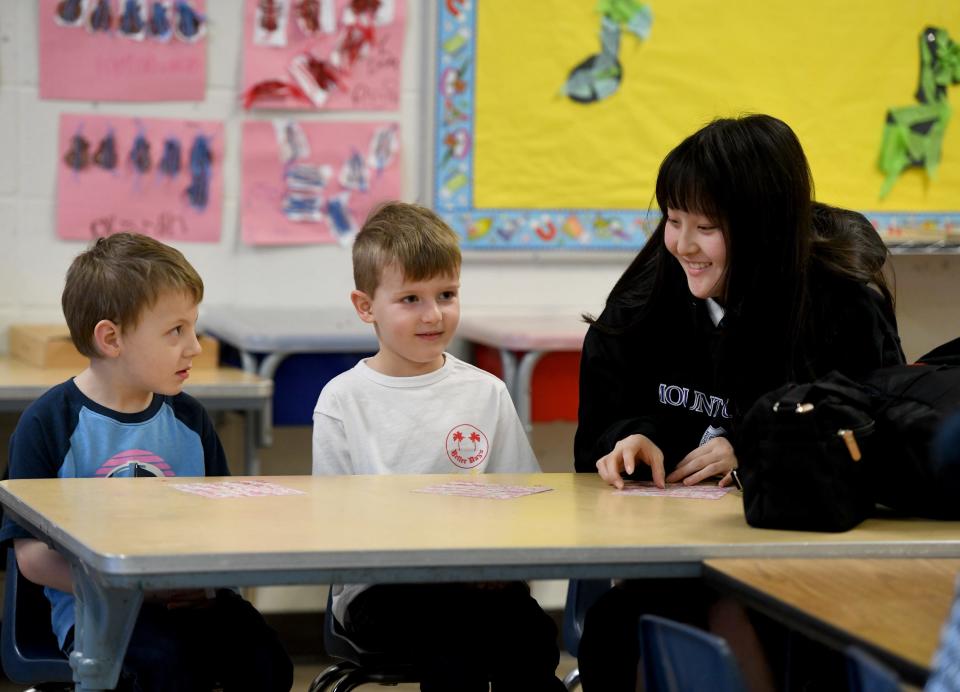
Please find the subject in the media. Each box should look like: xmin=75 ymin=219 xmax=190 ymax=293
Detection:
xmin=245 ymin=407 xmax=261 ymax=476
xmin=498 ymin=349 xmax=518 ymax=399
xmin=516 ymin=350 xmax=546 ymax=434
xmin=257 ymin=351 xmax=290 ymax=448
xmin=69 ymin=567 xmax=143 ymax=691
xmin=238 ymin=348 xmax=290 ymax=467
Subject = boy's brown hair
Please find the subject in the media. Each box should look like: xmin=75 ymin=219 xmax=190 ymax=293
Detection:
xmin=353 ymin=202 xmax=461 ymax=296
xmin=62 ymin=233 xmax=204 ymax=358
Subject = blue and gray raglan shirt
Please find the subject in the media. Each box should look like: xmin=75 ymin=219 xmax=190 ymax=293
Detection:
xmin=0 ymin=378 xmax=229 ymax=648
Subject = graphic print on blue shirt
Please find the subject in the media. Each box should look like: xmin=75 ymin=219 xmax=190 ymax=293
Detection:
xmin=59 ymin=402 xmax=206 ymax=478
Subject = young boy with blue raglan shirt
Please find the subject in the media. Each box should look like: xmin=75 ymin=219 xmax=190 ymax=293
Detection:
xmin=1 ymin=233 xmax=293 ymax=692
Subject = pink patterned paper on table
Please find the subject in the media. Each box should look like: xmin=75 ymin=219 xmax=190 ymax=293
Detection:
xmin=169 ymin=480 xmax=306 ymax=499
xmin=415 ymin=480 xmax=554 ymax=500
xmin=56 ymin=113 xmax=224 ymax=242
xmin=613 ymin=481 xmax=734 ymax=500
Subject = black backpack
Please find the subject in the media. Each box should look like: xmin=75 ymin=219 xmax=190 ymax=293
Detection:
xmin=862 ymin=338 xmax=960 ymax=518
xmin=738 ymin=338 xmax=960 ymax=531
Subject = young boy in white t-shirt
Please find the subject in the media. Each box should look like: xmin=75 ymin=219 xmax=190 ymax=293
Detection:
xmin=312 ymin=201 xmax=566 ymax=692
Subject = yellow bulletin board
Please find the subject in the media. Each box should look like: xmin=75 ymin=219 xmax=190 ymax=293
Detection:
xmin=433 ymin=0 xmax=960 ymax=249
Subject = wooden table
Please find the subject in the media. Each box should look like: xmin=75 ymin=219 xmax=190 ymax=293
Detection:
xmin=199 ymin=307 xmax=378 ymax=444
xmin=0 ymin=357 xmax=273 ymax=476
xmin=704 ymin=558 xmax=960 ymax=686
xmin=2 ymin=473 xmax=959 ymax=690
xmin=458 ymin=312 xmax=588 ymax=431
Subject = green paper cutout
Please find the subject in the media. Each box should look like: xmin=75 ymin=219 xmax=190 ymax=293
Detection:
xmin=561 ymin=0 xmax=653 ymax=104
xmin=878 ymin=26 xmax=960 ymax=198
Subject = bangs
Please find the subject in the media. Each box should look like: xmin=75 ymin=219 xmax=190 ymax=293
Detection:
xmin=395 ymin=241 xmax=461 ymax=284
xmin=655 ymin=138 xmax=724 ymax=225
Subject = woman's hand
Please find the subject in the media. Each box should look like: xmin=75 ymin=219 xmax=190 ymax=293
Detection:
xmin=665 ymin=437 xmax=738 ymax=487
xmin=596 ymin=434 xmax=665 ymax=489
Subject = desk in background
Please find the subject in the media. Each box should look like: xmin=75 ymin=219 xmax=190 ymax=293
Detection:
xmin=2 ymin=473 xmax=959 ymax=690
xmin=704 ymin=558 xmax=960 ymax=686
xmin=458 ymin=312 xmax=588 ymax=431
xmin=200 ymin=307 xmax=378 ymax=445
xmin=0 ymin=356 xmax=272 ymax=476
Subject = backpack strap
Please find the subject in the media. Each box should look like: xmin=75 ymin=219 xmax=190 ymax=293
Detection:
xmin=917 ymin=336 xmax=960 ymax=366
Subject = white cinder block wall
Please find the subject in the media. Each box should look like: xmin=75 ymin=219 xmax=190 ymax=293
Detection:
xmin=0 ymin=0 xmax=628 ymax=348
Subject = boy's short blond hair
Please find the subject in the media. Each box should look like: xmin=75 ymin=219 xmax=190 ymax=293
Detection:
xmin=353 ymin=202 xmax=461 ymax=296
xmin=62 ymin=233 xmax=204 ymax=358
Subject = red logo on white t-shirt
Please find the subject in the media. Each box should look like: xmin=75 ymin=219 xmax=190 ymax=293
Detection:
xmin=446 ymin=424 xmax=489 ymax=469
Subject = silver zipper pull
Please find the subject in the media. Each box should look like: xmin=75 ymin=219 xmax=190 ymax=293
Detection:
xmin=838 ymin=429 xmax=861 ymax=461
xmin=772 ymin=402 xmax=815 ymax=413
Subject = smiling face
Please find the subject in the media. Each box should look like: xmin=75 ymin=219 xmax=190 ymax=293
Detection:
xmin=115 ymin=289 xmax=202 ymax=399
xmin=353 ymin=263 xmax=461 ymax=377
xmin=664 ymin=208 xmax=728 ymax=300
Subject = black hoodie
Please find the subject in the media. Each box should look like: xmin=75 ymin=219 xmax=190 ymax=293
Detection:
xmin=574 ymin=271 xmax=905 ymax=475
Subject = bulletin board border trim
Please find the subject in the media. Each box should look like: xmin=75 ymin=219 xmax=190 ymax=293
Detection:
xmin=432 ymin=1 xmax=651 ymax=250
xmin=431 ymin=2 xmax=960 ymax=251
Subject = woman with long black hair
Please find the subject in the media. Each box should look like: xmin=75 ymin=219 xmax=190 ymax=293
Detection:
xmin=575 ymin=114 xmax=905 ymax=691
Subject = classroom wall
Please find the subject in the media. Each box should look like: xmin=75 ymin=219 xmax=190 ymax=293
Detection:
xmin=0 ymin=1 xmax=956 ymax=359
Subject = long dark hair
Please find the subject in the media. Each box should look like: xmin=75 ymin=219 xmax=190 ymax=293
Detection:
xmin=592 ymin=114 xmax=894 ymax=393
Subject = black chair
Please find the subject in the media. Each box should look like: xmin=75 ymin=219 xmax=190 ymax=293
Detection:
xmin=308 ymin=589 xmax=421 ymax=692
xmin=560 ymin=579 xmax=612 ymax=690
xmin=639 ymin=614 xmax=746 ymax=692
xmin=1 ymin=548 xmax=74 ymax=689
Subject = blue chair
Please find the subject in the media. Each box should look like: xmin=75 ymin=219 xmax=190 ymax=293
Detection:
xmin=1 ymin=548 xmax=74 ymax=689
xmin=308 ymin=589 xmax=422 ymax=692
xmin=845 ymin=646 xmax=900 ymax=692
xmin=639 ymin=614 xmax=746 ymax=692
xmin=561 ymin=579 xmax=612 ymax=690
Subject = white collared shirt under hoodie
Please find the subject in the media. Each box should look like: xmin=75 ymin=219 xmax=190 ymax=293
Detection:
xmin=312 ymin=353 xmax=542 ymax=624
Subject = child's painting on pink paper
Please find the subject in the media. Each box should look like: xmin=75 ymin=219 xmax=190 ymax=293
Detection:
xmin=240 ymin=119 xmax=400 ymax=245
xmin=241 ymin=0 xmax=405 ymax=111
xmin=40 ymin=0 xmax=207 ymax=101
xmin=56 ymin=113 xmax=224 ymax=242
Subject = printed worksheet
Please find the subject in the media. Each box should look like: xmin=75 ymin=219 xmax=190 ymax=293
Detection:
xmin=170 ymin=480 xmax=305 ymax=498
xmin=613 ymin=481 xmax=733 ymax=499
xmin=414 ymin=480 xmax=553 ymax=500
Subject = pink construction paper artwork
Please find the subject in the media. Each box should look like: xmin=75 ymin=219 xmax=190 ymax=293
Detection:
xmin=241 ymin=0 xmax=405 ymax=111
xmin=39 ymin=0 xmax=207 ymax=101
xmin=56 ymin=113 xmax=224 ymax=242
xmin=241 ymin=119 xmax=400 ymax=245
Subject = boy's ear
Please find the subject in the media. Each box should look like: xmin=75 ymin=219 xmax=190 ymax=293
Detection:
xmin=350 ymin=290 xmax=375 ymax=324
xmin=92 ymin=319 xmax=122 ymax=359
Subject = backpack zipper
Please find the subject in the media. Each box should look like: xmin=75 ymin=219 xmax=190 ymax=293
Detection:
xmin=837 ymin=429 xmax=862 ymax=461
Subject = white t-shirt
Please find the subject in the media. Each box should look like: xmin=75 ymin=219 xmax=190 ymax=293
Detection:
xmin=312 ymin=353 xmax=541 ymax=622
xmin=312 ymin=354 xmax=540 ymax=476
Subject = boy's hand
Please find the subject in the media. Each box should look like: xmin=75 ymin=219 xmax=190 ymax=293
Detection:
xmin=596 ymin=434 xmax=665 ymax=489
xmin=665 ymin=437 xmax=738 ymax=487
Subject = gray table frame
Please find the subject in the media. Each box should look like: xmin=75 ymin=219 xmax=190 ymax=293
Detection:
xmin=2 ymin=476 xmax=959 ymax=691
